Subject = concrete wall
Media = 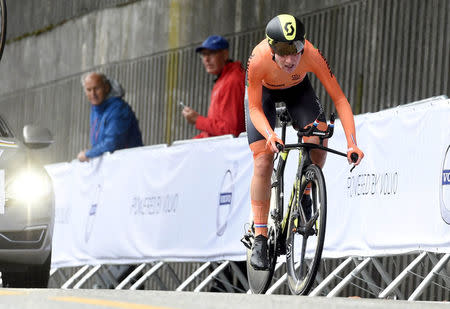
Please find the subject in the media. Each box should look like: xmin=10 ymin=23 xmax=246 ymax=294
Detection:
xmin=0 ymin=0 xmax=354 ymax=95
xmin=6 ymin=0 xmax=137 ymax=41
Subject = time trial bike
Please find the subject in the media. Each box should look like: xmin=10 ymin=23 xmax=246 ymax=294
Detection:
xmin=241 ymin=105 xmax=358 ymax=295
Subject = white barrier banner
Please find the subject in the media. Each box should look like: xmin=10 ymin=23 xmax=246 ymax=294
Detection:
xmin=281 ymin=98 xmax=450 ymax=258
xmin=322 ymin=97 xmax=450 ymax=257
xmin=47 ymin=137 xmax=253 ymax=268
xmin=47 ymin=97 xmax=450 ymax=267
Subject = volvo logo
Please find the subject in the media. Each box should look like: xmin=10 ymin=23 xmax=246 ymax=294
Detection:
xmin=217 ymin=169 xmax=234 ymax=236
xmin=440 ymin=145 xmax=450 ymax=224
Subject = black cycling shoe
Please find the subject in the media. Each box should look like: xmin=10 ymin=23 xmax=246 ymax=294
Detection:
xmin=301 ymin=194 xmax=312 ymax=221
xmin=250 ymin=234 xmax=269 ymax=270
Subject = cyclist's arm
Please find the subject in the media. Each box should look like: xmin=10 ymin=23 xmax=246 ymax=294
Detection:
xmin=247 ymin=54 xmax=277 ymax=141
xmin=307 ymin=46 xmax=358 ymax=149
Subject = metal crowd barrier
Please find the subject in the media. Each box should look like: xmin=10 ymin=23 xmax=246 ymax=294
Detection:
xmin=49 ymin=252 xmax=450 ymax=301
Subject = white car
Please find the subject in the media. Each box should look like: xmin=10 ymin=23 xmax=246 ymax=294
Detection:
xmin=0 ymin=116 xmax=54 ymax=287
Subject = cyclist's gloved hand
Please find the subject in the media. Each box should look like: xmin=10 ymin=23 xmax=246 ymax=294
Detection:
xmin=266 ymin=133 xmax=284 ymax=153
xmin=347 ymin=144 xmax=364 ymax=165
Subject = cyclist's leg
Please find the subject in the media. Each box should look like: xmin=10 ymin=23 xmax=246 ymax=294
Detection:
xmin=285 ymin=76 xmax=327 ymax=219
xmin=280 ymin=78 xmax=329 ymax=295
xmin=246 ymin=86 xmax=277 ymax=238
xmin=249 ymin=148 xmax=272 ymax=238
xmin=245 ymin=86 xmax=277 ymax=270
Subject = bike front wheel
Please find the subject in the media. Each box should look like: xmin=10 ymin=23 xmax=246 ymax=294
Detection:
xmin=286 ymin=164 xmax=327 ymax=295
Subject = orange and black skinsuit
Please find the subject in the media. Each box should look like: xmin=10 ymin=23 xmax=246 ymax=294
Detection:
xmin=246 ymin=38 xmax=360 ymax=233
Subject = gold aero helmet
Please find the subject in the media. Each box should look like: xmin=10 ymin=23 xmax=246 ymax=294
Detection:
xmin=265 ymin=14 xmax=306 ymax=56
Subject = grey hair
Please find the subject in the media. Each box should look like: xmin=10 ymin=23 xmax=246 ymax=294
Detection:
xmin=80 ymin=72 xmax=110 ymax=88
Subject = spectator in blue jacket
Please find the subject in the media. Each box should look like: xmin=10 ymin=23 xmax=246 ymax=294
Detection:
xmin=77 ymin=72 xmax=143 ymax=162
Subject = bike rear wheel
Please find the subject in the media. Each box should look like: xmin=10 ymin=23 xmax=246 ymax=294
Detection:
xmin=0 ymin=0 xmax=6 ymax=62
xmin=286 ymin=164 xmax=326 ymax=295
xmin=246 ymin=171 xmax=279 ymax=294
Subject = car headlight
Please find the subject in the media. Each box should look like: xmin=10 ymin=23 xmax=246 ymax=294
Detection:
xmin=6 ymin=168 xmax=53 ymax=203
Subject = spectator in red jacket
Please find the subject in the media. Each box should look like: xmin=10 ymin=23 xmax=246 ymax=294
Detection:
xmin=182 ymin=35 xmax=245 ymax=138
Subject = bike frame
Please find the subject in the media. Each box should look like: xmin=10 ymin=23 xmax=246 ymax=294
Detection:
xmin=273 ymin=143 xmax=311 ymax=240
xmin=271 ymin=109 xmax=347 ymax=256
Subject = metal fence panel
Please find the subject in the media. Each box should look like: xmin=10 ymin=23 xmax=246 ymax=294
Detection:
xmin=0 ymin=0 xmax=447 ymax=164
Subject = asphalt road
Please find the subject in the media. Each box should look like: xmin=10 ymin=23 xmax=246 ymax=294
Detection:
xmin=0 ymin=289 xmax=448 ymax=309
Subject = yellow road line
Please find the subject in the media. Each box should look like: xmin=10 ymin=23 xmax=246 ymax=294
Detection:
xmin=50 ymin=296 xmax=177 ymax=309
xmin=0 ymin=290 xmax=26 ymax=295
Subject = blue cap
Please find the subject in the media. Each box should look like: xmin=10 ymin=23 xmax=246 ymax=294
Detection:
xmin=195 ymin=35 xmax=229 ymax=53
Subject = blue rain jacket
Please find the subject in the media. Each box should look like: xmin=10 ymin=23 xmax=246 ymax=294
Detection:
xmin=85 ymin=96 xmax=143 ymax=158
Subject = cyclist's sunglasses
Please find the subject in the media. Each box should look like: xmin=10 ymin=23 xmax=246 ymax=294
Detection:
xmin=271 ymin=40 xmax=304 ymax=56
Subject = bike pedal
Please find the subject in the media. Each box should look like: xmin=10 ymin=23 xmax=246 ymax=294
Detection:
xmin=240 ymin=233 xmax=253 ymax=250
xmin=305 ymin=226 xmax=315 ymax=236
